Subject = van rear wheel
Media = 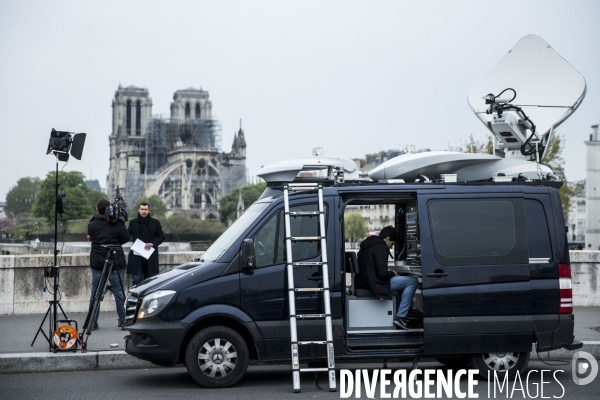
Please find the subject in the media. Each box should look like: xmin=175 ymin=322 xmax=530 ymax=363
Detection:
xmin=468 ymin=351 xmax=530 ymax=379
xmin=185 ymin=326 xmax=249 ymax=388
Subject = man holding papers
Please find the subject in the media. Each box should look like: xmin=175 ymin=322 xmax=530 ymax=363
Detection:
xmin=126 ymin=203 xmax=165 ymax=286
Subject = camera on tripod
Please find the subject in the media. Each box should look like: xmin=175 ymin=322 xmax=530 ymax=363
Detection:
xmin=105 ymin=196 xmax=128 ymax=223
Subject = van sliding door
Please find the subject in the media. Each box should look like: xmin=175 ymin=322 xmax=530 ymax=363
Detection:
xmin=419 ymin=194 xmax=532 ymax=355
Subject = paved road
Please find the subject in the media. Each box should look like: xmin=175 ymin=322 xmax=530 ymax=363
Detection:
xmin=0 ymin=361 xmax=598 ymax=400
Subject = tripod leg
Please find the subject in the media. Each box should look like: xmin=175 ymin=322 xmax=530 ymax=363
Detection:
xmin=80 ymin=260 xmax=114 ymax=352
xmin=57 ymin=301 xmax=68 ymax=320
xmin=30 ymin=303 xmax=52 ymax=346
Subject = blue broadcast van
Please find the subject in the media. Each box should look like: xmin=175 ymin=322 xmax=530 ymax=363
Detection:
xmin=123 ymin=163 xmax=581 ymax=388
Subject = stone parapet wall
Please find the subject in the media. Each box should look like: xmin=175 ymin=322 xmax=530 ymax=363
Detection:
xmin=570 ymin=251 xmax=600 ymax=306
xmin=0 ymin=252 xmax=202 ymax=315
xmin=0 ymin=250 xmax=598 ymax=315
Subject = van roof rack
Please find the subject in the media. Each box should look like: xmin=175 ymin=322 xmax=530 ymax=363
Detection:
xmin=258 ymin=151 xmax=560 ymax=186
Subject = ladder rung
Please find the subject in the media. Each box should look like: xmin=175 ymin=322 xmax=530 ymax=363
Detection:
xmin=292 ymin=261 xmax=322 ymax=266
xmin=300 ymin=368 xmax=329 ymax=373
xmin=296 ymin=314 xmax=325 ymax=319
xmin=289 ymin=211 xmax=320 ymax=216
xmin=291 ymin=236 xmax=322 ymax=241
xmin=298 ymin=341 xmax=327 ymax=345
xmin=287 ymin=183 xmax=320 ymax=188
xmin=294 ymin=288 xmax=324 ymax=292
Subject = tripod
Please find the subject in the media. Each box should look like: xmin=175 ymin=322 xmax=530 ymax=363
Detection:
xmin=31 ymin=156 xmax=69 ymax=351
xmin=79 ymin=245 xmax=126 ymax=352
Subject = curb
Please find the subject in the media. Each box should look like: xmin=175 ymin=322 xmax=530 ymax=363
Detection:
xmin=1 ymin=343 xmax=598 ymax=375
xmin=0 ymin=350 xmax=156 ymax=374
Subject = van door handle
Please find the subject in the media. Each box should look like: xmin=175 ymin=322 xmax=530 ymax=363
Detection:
xmin=426 ymin=272 xmax=448 ymax=278
xmin=308 ymin=275 xmax=323 ymax=281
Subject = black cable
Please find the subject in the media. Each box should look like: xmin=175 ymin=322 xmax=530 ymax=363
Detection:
xmin=495 ymin=103 xmax=538 ymax=156
xmin=535 ymin=350 xmax=570 ymax=366
xmin=495 ymin=88 xmax=517 ymax=103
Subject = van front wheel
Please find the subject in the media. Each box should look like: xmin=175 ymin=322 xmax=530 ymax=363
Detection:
xmin=185 ymin=326 xmax=249 ymax=388
xmin=468 ymin=351 xmax=530 ymax=379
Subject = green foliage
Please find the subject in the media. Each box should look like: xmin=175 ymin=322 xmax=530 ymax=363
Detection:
xmin=4 ymin=215 xmax=48 ymax=240
xmin=0 ymin=217 xmax=13 ymax=236
xmin=161 ymin=214 xmax=226 ymax=241
xmin=131 ymin=195 xmax=168 ymax=218
xmin=219 ymin=182 xmax=267 ymax=224
xmin=542 ymin=133 xmax=577 ymax=220
xmin=344 ymin=212 xmax=368 ymax=241
xmin=63 ymin=187 xmax=95 ymax=220
xmin=32 ymin=171 xmax=96 ymax=222
xmin=541 ymin=133 xmax=565 ymax=172
xmin=64 ymin=219 xmax=90 ymax=234
xmin=559 ymin=182 xmax=579 ymax=221
xmin=5 ymin=177 xmax=41 ymax=217
xmin=449 ymin=134 xmax=493 ymax=154
xmin=87 ymin=190 xmax=107 ymax=211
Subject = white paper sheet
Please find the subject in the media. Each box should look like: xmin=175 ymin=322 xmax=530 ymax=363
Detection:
xmin=130 ymin=239 xmax=155 ymax=260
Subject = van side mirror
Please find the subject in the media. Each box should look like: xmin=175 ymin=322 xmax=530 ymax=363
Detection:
xmin=241 ymin=239 xmax=256 ymax=269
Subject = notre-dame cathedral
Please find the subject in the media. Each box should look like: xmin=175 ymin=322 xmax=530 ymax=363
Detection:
xmin=106 ymin=85 xmax=247 ymax=220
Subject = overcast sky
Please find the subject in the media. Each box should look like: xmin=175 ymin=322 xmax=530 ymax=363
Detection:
xmin=1 ymin=0 xmax=599 ymax=201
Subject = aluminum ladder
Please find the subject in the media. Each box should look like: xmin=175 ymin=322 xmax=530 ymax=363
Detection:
xmin=283 ymin=182 xmax=336 ymax=393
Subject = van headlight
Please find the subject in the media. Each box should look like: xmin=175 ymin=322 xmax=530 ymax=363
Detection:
xmin=137 ymin=290 xmax=176 ymax=319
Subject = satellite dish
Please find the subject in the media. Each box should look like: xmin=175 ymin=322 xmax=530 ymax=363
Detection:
xmin=467 ymin=34 xmax=586 ymax=160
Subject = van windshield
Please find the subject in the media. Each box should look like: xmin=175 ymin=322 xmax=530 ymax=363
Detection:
xmin=200 ymin=202 xmax=270 ymax=262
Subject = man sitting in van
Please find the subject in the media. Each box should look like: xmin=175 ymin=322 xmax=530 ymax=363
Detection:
xmin=355 ymin=226 xmax=419 ymax=330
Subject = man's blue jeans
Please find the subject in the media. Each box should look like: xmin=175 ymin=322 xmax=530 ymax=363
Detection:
xmin=132 ymin=258 xmax=149 ymax=287
xmin=390 ymin=275 xmax=419 ymax=317
xmin=89 ymin=268 xmax=126 ymax=326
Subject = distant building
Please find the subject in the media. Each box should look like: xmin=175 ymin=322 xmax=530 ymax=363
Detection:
xmin=585 ymin=124 xmax=600 ymax=249
xmin=85 ymin=180 xmax=102 ymax=193
xmin=567 ymin=179 xmax=585 ymax=246
xmin=106 ymin=85 xmax=247 ymax=219
xmin=347 ymin=147 xmax=429 ymax=232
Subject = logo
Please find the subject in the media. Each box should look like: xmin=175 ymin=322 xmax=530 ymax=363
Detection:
xmin=572 ymin=351 xmax=598 ymax=386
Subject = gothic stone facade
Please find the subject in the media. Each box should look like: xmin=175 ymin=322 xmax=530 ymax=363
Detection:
xmin=106 ymin=85 xmax=247 ymax=219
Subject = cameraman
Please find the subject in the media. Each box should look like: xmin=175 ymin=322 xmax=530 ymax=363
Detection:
xmin=88 ymin=199 xmax=129 ymax=330
xmin=126 ymin=202 xmax=165 ymax=286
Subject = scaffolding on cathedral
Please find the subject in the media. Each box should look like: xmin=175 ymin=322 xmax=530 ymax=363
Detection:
xmin=145 ymin=116 xmax=222 ymax=174
xmin=220 ymin=154 xmax=248 ymax=197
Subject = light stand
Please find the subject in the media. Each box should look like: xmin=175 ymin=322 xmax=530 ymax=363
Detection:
xmin=30 ymin=129 xmax=86 ymax=352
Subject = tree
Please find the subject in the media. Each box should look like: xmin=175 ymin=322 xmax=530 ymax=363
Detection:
xmin=345 ymin=212 xmax=368 ymax=242
xmin=542 ymin=133 xmax=578 ymax=220
xmin=449 ymin=134 xmax=493 ymax=154
xmin=87 ymin=189 xmax=107 ymax=211
xmin=131 ymin=195 xmax=168 ymax=218
xmin=5 ymin=177 xmax=41 ymax=217
xmin=219 ymin=182 xmax=267 ymax=224
xmin=4 ymin=214 xmax=47 ymax=240
xmin=0 ymin=217 xmax=13 ymax=238
xmin=32 ymin=171 xmax=94 ymax=221
xmin=541 ymin=133 xmax=565 ymax=172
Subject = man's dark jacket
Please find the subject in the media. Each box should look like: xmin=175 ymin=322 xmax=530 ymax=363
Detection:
xmin=88 ymin=214 xmax=130 ymax=270
xmin=126 ymin=213 xmax=165 ymax=277
xmin=355 ymin=236 xmax=395 ymax=300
